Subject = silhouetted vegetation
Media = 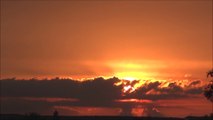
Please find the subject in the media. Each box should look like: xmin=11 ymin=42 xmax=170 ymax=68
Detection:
xmin=207 ymin=69 xmax=213 ymax=78
xmin=204 ymin=69 xmax=213 ymax=116
xmin=204 ymin=83 xmax=213 ymax=102
xmin=53 ymin=110 xmax=59 ymax=120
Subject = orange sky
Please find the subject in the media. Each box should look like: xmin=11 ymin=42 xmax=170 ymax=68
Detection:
xmin=1 ymin=0 xmax=212 ymax=80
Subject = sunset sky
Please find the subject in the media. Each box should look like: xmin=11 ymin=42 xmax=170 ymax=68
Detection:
xmin=1 ymin=0 xmax=213 ymax=118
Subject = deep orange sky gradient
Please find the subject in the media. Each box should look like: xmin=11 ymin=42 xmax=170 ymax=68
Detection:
xmin=1 ymin=0 xmax=212 ymax=81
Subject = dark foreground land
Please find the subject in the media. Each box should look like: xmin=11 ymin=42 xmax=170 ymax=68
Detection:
xmin=1 ymin=114 xmax=212 ymax=120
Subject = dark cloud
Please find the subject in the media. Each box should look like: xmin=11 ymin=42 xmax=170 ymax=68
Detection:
xmin=125 ymin=81 xmax=203 ymax=100
xmin=0 ymin=78 xmax=204 ymax=116
xmin=0 ymin=78 xmax=204 ymax=101
xmin=185 ymin=87 xmax=203 ymax=94
xmin=0 ymin=77 xmax=120 ymax=97
xmin=0 ymin=77 xmax=123 ymax=107
xmin=188 ymin=80 xmax=201 ymax=87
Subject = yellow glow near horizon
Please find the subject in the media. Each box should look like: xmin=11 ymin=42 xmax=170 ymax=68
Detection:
xmin=122 ymin=77 xmax=137 ymax=81
xmin=107 ymin=61 xmax=163 ymax=81
xmin=114 ymin=71 xmax=157 ymax=81
xmin=111 ymin=61 xmax=163 ymax=94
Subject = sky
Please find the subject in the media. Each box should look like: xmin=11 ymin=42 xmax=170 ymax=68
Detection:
xmin=0 ymin=0 xmax=213 ymax=118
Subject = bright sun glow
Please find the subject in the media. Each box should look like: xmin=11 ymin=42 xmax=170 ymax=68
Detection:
xmin=109 ymin=61 xmax=175 ymax=95
xmin=114 ymin=79 xmax=145 ymax=95
xmin=108 ymin=61 xmax=160 ymax=81
xmin=122 ymin=77 xmax=137 ymax=81
xmin=115 ymin=71 xmax=156 ymax=81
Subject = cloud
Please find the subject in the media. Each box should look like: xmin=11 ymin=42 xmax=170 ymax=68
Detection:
xmin=125 ymin=81 xmax=203 ymax=100
xmin=185 ymin=87 xmax=203 ymax=94
xmin=0 ymin=77 xmax=123 ymax=107
xmin=0 ymin=78 xmax=204 ymax=101
xmin=188 ymin=80 xmax=201 ymax=87
xmin=0 ymin=78 xmax=205 ymax=116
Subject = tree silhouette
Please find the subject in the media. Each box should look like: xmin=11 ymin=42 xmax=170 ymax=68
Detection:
xmin=53 ymin=110 xmax=59 ymax=120
xmin=207 ymin=69 xmax=213 ymax=78
xmin=204 ymin=69 xmax=213 ymax=116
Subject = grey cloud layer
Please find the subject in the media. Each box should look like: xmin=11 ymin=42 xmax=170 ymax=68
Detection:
xmin=1 ymin=77 xmax=203 ymax=101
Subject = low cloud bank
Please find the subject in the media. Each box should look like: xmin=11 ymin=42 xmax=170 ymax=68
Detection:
xmin=1 ymin=77 xmax=204 ymax=101
xmin=0 ymin=77 xmax=205 ymax=116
